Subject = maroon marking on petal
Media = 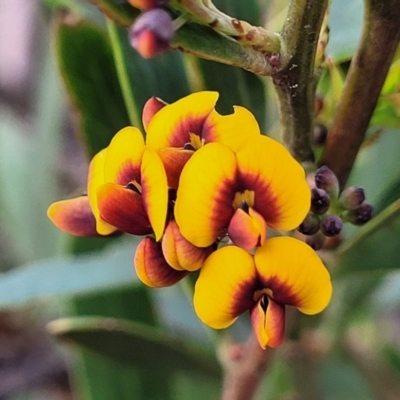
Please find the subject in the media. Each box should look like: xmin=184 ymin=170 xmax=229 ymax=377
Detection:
xmin=230 ymin=278 xmax=261 ymax=317
xmin=98 ymin=184 xmax=152 ymax=235
xmin=116 ymin=161 xmax=141 ymax=186
xmin=134 ymin=237 xmax=188 ymax=287
xmin=258 ymin=275 xmax=302 ymax=307
xmin=168 ymin=115 xmax=209 ymax=147
xmin=237 ymin=171 xmax=281 ymax=227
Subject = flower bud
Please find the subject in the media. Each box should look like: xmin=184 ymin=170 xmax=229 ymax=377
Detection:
xmin=320 ymin=214 xmax=343 ymax=237
xmin=313 ymin=123 xmax=328 ymax=146
xmin=305 ymin=232 xmax=326 ymax=250
xmin=129 ymin=9 xmax=174 ymax=58
xmin=297 ymin=212 xmax=320 ymax=235
xmin=128 ymin=0 xmax=167 ymax=10
xmin=311 ymin=187 xmax=330 ymax=215
xmin=315 ymin=166 xmax=339 ymax=198
xmin=338 ymin=186 xmax=365 ymax=210
xmin=346 ymin=203 xmax=373 ymax=225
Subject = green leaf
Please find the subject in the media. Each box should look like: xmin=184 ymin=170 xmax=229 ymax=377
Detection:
xmin=335 ymin=199 xmax=400 ymax=274
xmin=89 ymin=0 xmax=138 ymax=26
xmin=0 ymin=238 xmax=139 ymax=308
xmin=49 ymin=316 xmax=221 ymax=379
xmin=56 ymin=19 xmax=131 ymax=156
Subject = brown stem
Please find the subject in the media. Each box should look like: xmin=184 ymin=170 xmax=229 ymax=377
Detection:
xmin=220 ymin=335 xmax=274 ymax=400
xmin=271 ymin=0 xmax=328 ymax=163
xmin=320 ymin=0 xmax=400 ymax=188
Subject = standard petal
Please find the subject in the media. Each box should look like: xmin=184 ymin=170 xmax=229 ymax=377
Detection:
xmin=104 ymin=126 xmax=145 ymax=185
xmin=254 ymin=237 xmax=332 ymax=315
xmin=87 ymin=148 xmax=116 ymax=235
xmin=134 ymin=237 xmax=188 ymax=287
xmin=236 ymin=135 xmax=311 ymax=231
xmin=141 ymin=148 xmax=169 ymax=241
xmin=47 ymin=197 xmax=100 ymax=237
xmin=175 ymin=143 xmax=237 ymax=247
xmin=194 ymin=245 xmax=257 ymax=329
xmin=162 ymin=220 xmax=213 ymax=271
xmin=142 ymin=96 xmax=167 ymax=130
xmin=157 ymin=147 xmax=193 ymax=189
xmin=97 ymin=183 xmax=153 ymax=235
xmin=146 ymin=92 xmax=219 ymax=150
xmin=227 ymin=207 xmax=267 ymax=251
xmin=202 ymin=106 xmax=261 ymax=151
xmin=250 ymin=295 xmax=285 ymax=349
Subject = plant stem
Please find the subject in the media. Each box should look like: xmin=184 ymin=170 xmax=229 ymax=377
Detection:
xmin=106 ymin=19 xmax=141 ymax=130
xmin=220 ymin=335 xmax=274 ymax=400
xmin=271 ymin=0 xmax=328 ymax=163
xmin=320 ymin=0 xmax=400 ymax=188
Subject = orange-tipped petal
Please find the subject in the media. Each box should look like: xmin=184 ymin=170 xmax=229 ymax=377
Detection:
xmin=141 ymin=148 xmax=169 ymax=241
xmin=104 ymin=126 xmax=144 ymax=185
xmin=227 ymin=207 xmax=267 ymax=251
xmin=175 ymin=143 xmax=237 ymax=247
xmin=254 ymin=237 xmax=332 ymax=314
xmin=146 ymin=92 xmax=219 ymax=150
xmin=162 ymin=220 xmax=213 ymax=271
xmin=87 ymin=148 xmax=116 ymax=236
xmin=194 ymin=245 xmax=257 ymax=329
xmin=203 ymin=106 xmax=261 ymax=151
xmin=157 ymin=147 xmax=193 ymax=189
xmin=97 ymin=183 xmax=152 ymax=235
xmin=47 ymin=197 xmax=100 ymax=237
xmin=142 ymin=96 xmax=167 ymax=130
xmin=250 ymin=295 xmax=285 ymax=349
xmin=236 ymin=135 xmax=311 ymax=231
xmin=134 ymin=236 xmax=188 ymax=287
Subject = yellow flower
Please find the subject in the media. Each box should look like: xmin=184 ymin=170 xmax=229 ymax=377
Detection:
xmin=48 ymin=127 xmax=169 ymax=240
xmin=193 ymin=237 xmax=332 ymax=349
xmin=145 ymin=91 xmax=261 ymax=188
xmin=175 ymin=136 xmax=310 ymax=250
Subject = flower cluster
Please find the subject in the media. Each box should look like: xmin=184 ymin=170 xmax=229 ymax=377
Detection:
xmin=298 ymin=165 xmax=373 ymax=249
xmin=48 ymin=92 xmax=332 ymax=349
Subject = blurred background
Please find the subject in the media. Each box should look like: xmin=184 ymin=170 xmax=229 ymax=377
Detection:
xmin=1 ymin=0 xmax=400 ymax=399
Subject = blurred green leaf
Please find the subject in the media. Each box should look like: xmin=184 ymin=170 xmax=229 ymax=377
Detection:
xmin=49 ymin=316 xmax=221 ymax=379
xmin=213 ymin=0 xmax=263 ymax=26
xmin=0 ymin=238 xmax=139 ymax=308
xmin=383 ymin=345 xmax=400 ymax=376
xmin=89 ymin=0 xmax=138 ymax=26
xmin=335 ymin=199 xmax=400 ymax=274
xmin=56 ymin=19 xmax=131 ymax=156
xmin=326 ymin=0 xmax=363 ymax=62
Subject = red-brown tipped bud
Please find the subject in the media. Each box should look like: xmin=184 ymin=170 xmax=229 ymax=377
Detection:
xmin=311 ymin=187 xmax=330 ymax=215
xmin=128 ymin=0 xmax=167 ymax=10
xmin=298 ymin=212 xmax=320 ymax=235
xmin=338 ymin=186 xmax=365 ymax=210
xmin=130 ymin=9 xmax=174 ymax=58
xmin=320 ymin=214 xmax=343 ymax=237
xmin=315 ymin=166 xmax=339 ymax=198
xmin=346 ymin=203 xmax=373 ymax=225
xmin=142 ymin=96 xmax=167 ymax=129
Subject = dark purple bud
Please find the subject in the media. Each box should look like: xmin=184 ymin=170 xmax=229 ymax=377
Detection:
xmin=305 ymin=233 xmax=326 ymax=250
xmin=129 ymin=9 xmax=174 ymax=58
xmin=347 ymin=203 xmax=373 ymax=225
xmin=297 ymin=212 xmax=320 ymax=235
xmin=313 ymin=123 xmax=328 ymax=146
xmin=315 ymin=166 xmax=339 ymax=198
xmin=311 ymin=187 xmax=330 ymax=215
xmin=338 ymin=186 xmax=365 ymax=210
xmin=320 ymin=214 xmax=343 ymax=237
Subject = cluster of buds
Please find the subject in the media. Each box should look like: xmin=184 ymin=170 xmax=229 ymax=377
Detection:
xmin=128 ymin=0 xmax=175 ymax=58
xmin=298 ymin=166 xmax=373 ymax=250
